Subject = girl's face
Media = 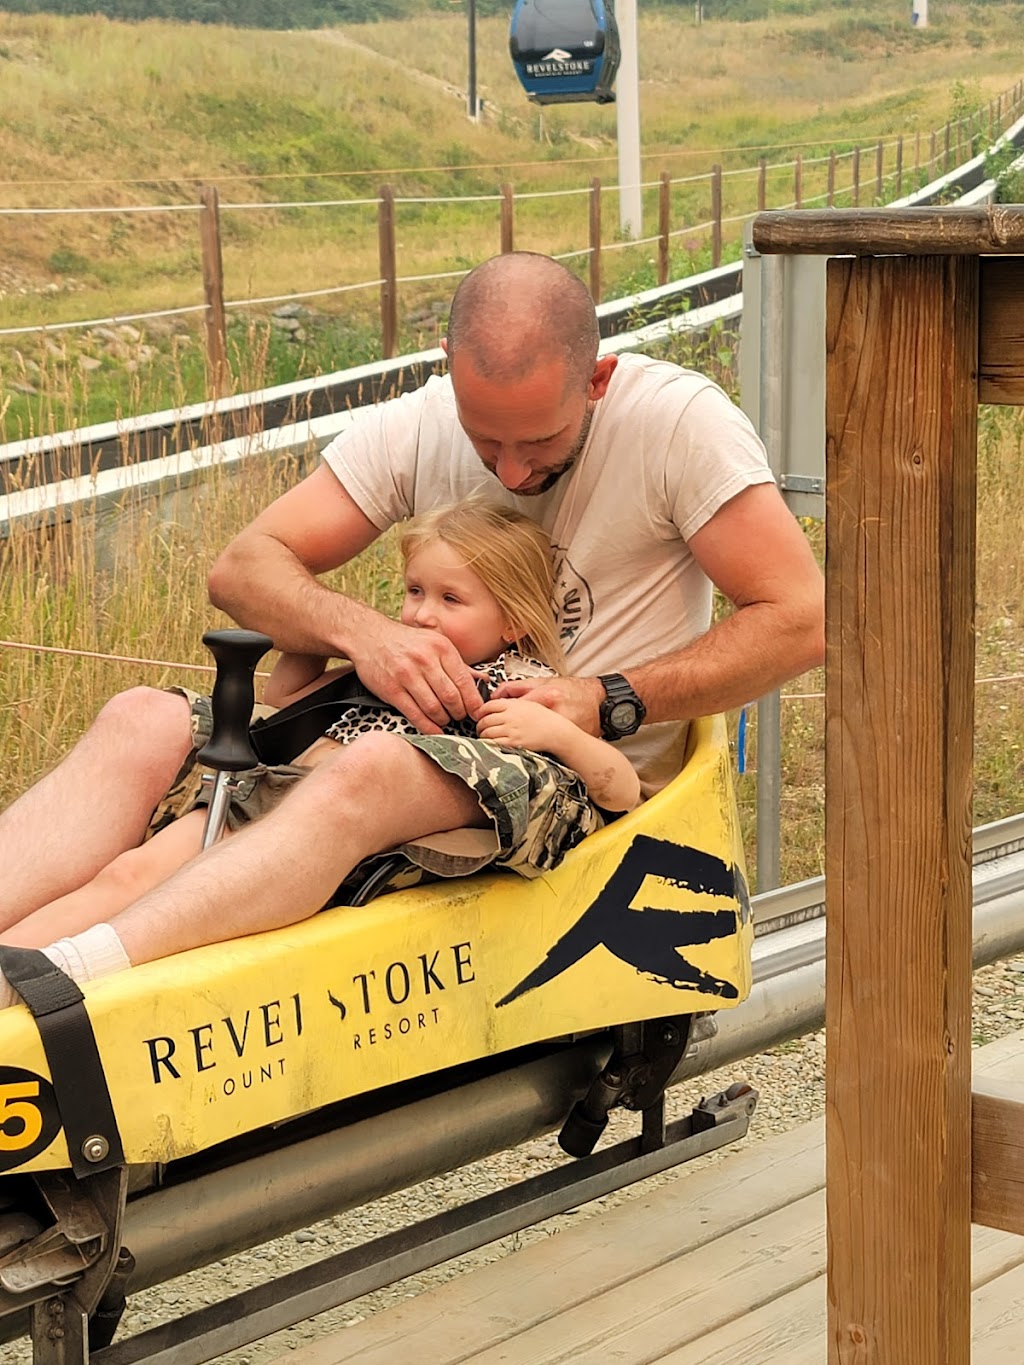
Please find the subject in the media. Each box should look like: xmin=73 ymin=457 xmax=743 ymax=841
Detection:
xmin=401 ymin=540 xmax=514 ymax=664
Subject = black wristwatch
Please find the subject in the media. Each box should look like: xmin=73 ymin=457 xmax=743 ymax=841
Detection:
xmin=597 ymin=673 xmax=647 ymax=740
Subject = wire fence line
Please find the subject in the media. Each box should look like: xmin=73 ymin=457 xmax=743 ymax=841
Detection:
xmin=0 ymin=79 xmax=1020 ymax=377
xmin=1 ymin=637 xmax=1018 ymax=700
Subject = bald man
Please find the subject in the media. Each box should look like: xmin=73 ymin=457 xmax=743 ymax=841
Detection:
xmin=0 ymin=253 xmax=823 ymax=989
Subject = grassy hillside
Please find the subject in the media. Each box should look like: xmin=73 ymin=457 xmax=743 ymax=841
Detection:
xmin=0 ymin=3 xmax=1020 ymax=435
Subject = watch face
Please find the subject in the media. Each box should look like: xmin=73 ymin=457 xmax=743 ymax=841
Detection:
xmin=609 ymin=700 xmax=638 ymax=731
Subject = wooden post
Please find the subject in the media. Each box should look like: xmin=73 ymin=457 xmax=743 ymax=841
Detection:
xmin=794 ymin=153 xmax=802 ymax=210
xmin=198 ymin=185 xmax=228 ymax=399
xmin=377 ymin=184 xmax=398 ymax=360
xmin=500 ymin=183 xmax=514 ymax=254
xmin=589 ymin=176 xmax=602 ymax=302
xmin=930 ymin=129 xmax=937 ymax=171
xmin=711 ymin=163 xmax=722 ymax=267
xmin=827 ymin=151 xmax=836 ymax=207
xmin=990 ymin=99 xmax=996 ymax=141
xmin=757 ymin=157 xmax=767 ymax=212
xmin=875 ymin=139 xmax=883 ymax=201
xmin=997 ymin=93 xmax=1003 ymax=128
xmin=824 ymin=251 xmax=976 ymax=1365
xmin=852 ymin=146 xmax=861 ymax=206
xmin=895 ymin=135 xmax=904 ymax=198
xmin=658 ymin=171 xmax=671 ymax=286
xmin=944 ymin=120 xmax=952 ymax=171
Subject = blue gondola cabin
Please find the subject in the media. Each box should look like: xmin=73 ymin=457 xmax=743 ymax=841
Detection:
xmin=509 ymin=0 xmax=621 ymax=105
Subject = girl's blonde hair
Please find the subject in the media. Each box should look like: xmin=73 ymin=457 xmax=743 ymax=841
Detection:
xmin=399 ymin=500 xmax=567 ymax=672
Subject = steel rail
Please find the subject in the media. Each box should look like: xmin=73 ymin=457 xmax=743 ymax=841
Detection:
xmin=0 ymin=266 xmax=741 ymax=495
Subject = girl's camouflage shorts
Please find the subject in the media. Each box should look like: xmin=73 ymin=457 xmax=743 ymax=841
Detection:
xmin=145 ymin=688 xmax=605 ymax=899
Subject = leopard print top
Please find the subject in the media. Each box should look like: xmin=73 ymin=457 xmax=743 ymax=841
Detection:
xmin=323 ymin=650 xmax=555 ymax=747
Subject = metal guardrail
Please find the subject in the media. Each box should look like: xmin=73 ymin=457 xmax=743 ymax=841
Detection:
xmin=0 ymin=265 xmax=742 ymax=497
xmin=5 ymin=119 xmax=1024 ymax=537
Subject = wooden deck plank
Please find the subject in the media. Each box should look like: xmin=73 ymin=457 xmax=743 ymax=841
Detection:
xmin=972 ymin=1261 xmax=1024 ymax=1344
xmin=654 ymin=1226 xmax=1024 ymax=1365
xmin=279 ymin=1032 xmax=1024 ymax=1365
xmin=655 ymin=1277 xmax=824 ymax=1365
xmin=973 ymin=1030 xmax=1024 ymax=1081
xmin=466 ymin=1192 xmax=825 ymax=1364
xmin=286 ymin=1120 xmax=824 ymax=1365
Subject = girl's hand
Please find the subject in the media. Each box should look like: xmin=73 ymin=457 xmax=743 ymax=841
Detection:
xmin=476 ymin=697 xmax=573 ymax=752
xmin=489 ymin=675 xmax=605 ymax=736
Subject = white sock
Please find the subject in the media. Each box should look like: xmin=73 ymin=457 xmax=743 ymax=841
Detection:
xmin=44 ymin=924 xmax=131 ymax=985
xmin=0 ymin=924 xmax=130 ymax=1009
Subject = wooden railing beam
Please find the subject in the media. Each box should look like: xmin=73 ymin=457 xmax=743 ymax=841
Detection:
xmin=972 ymin=1080 xmax=1024 ymax=1235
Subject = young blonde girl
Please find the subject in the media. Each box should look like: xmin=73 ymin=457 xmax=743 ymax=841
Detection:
xmin=0 ymin=501 xmax=638 ymax=997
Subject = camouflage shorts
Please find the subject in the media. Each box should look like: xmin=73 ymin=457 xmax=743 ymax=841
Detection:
xmin=145 ymin=688 xmax=605 ymax=895
xmin=144 ymin=687 xmax=281 ymax=840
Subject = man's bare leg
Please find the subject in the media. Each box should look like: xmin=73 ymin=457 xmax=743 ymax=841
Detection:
xmin=0 ymin=688 xmax=194 ymax=931
xmin=112 ymin=733 xmax=488 ymax=967
xmin=1 ymin=810 xmax=209 ymax=949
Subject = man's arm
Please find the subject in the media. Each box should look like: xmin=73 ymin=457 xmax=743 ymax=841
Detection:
xmin=208 ymin=464 xmax=487 ymax=732
xmin=493 ymin=483 xmax=825 ymax=732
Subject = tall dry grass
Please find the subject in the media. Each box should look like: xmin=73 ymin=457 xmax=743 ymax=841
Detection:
xmin=1 ymin=384 xmax=1021 ymax=889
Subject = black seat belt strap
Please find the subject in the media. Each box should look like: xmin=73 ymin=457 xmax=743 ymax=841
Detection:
xmin=0 ymin=946 xmax=124 ymax=1177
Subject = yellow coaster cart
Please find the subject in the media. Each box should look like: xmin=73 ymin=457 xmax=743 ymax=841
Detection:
xmin=0 ymin=632 xmax=758 ymax=1364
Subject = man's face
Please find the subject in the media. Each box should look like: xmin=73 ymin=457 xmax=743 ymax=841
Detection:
xmin=450 ymin=354 xmax=607 ymax=497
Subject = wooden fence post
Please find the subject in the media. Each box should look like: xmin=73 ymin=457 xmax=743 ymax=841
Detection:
xmin=711 ymin=163 xmax=722 ymax=267
xmin=930 ymin=129 xmax=937 ymax=171
xmin=589 ymin=176 xmax=602 ymax=302
xmin=895 ymin=135 xmax=904 ymax=198
xmin=944 ymin=121 xmax=952 ymax=171
xmin=852 ymin=146 xmax=861 ymax=206
xmin=378 ymin=184 xmax=398 ymax=360
xmin=997 ymin=93 xmax=1003 ymax=128
xmin=198 ymin=185 xmax=228 ymax=399
xmin=875 ymin=139 xmax=884 ymax=202
xmin=500 ymin=183 xmax=514 ymax=254
xmin=757 ymin=157 xmax=767 ymax=212
xmin=658 ymin=171 xmax=671 ymax=286
xmin=794 ymin=153 xmax=802 ymax=209
xmin=827 ymin=151 xmax=836 ymax=207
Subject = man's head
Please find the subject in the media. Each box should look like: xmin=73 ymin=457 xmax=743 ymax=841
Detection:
xmin=445 ymin=253 xmax=617 ymax=495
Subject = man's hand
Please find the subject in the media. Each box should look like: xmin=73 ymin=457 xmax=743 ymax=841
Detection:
xmin=476 ymin=697 xmax=578 ymax=752
xmin=348 ymin=617 xmax=486 ymax=735
xmin=488 ymin=675 xmax=605 ymax=736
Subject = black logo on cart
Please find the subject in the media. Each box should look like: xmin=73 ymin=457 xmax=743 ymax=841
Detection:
xmin=0 ymin=1066 xmax=62 ymax=1172
xmin=497 ymin=834 xmax=748 ymax=1007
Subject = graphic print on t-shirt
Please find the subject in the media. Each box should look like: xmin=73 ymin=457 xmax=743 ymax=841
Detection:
xmin=552 ymin=545 xmax=594 ymax=654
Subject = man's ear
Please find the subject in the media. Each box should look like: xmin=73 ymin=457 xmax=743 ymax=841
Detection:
xmin=588 ymin=354 xmax=617 ymax=400
xmin=440 ymin=337 xmax=449 ymax=356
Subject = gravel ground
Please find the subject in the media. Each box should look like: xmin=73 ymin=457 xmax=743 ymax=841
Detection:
xmin=2 ymin=953 xmax=1023 ymax=1365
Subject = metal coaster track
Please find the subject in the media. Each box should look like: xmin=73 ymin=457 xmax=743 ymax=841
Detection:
xmin=2 ymin=814 xmax=1021 ymax=1362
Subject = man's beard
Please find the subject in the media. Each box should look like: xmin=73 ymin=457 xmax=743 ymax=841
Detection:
xmin=508 ymin=403 xmax=595 ymax=498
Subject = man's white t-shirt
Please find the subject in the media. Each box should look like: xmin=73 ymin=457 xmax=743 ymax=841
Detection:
xmin=322 ymin=352 xmax=775 ymax=796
